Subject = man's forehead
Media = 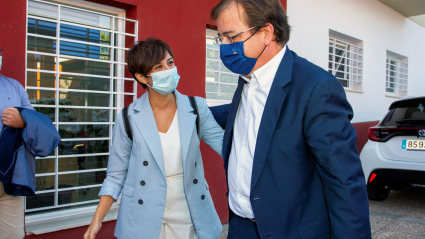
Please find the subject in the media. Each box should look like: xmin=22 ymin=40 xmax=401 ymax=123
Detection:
xmin=216 ymin=2 xmax=247 ymax=35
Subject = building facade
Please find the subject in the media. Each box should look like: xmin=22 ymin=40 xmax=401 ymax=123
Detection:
xmin=0 ymin=0 xmax=423 ymax=238
xmin=287 ymin=0 xmax=425 ymax=123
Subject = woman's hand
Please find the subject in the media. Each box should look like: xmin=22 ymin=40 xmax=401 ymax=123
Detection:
xmin=84 ymin=221 xmax=102 ymax=239
xmin=84 ymin=195 xmax=114 ymax=239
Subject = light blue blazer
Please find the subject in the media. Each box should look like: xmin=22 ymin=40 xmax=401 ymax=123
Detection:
xmin=98 ymin=90 xmax=224 ymax=239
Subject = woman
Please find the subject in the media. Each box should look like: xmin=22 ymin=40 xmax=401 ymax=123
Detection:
xmin=84 ymin=38 xmax=223 ymax=239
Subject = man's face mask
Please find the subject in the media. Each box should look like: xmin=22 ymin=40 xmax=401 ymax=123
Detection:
xmin=219 ymin=27 xmax=266 ymax=75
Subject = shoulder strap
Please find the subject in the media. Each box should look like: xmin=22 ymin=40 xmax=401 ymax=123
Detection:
xmin=122 ymin=106 xmax=133 ymax=141
xmin=189 ymin=96 xmax=200 ymax=138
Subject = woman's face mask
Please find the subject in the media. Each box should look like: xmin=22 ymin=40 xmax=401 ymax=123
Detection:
xmin=146 ymin=67 xmax=180 ymax=95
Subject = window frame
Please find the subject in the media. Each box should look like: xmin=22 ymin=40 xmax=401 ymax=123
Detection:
xmin=25 ymin=0 xmax=138 ymax=234
xmin=328 ymin=35 xmax=363 ymax=92
xmin=386 ymin=53 xmax=408 ymax=98
xmin=206 ymin=29 xmax=239 ymax=106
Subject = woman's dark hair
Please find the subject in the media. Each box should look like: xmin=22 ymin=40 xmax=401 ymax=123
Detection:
xmin=127 ymin=37 xmax=174 ymax=89
xmin=210 ymin=0 xmax=290 ymax=46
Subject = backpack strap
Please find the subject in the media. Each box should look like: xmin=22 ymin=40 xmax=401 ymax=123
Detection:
xmin=189 ymin=96 xmax=200 ymax=138
xmin=122 ymin=106 xmax=133 ymax=141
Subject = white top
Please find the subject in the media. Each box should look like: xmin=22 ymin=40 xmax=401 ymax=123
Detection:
xmin=228 ymin=45 xmax=287 ymax=219
xmin=159 ymin=112 xmax=184 ymax=177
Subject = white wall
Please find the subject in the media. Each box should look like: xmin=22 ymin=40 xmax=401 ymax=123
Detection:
xmin=287 ymin=0 xmax=425 ymax=123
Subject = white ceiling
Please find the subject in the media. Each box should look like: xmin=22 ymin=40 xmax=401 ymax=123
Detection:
xmin=378 ymin=0 xmax=425 ymax=28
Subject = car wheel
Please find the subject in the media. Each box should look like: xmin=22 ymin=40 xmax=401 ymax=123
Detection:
xmin=367 ymin=183 xmax=390 ymax=201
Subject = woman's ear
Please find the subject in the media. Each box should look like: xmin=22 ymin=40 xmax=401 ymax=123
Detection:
xmin=135 ymin=73 xmax=147 ymax=84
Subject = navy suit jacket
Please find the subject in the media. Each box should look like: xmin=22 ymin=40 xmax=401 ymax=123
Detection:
xmin=0 ymin=108 xmax=60 ymax=196
xmin=210 ymin=47 xmax=371 ymax=239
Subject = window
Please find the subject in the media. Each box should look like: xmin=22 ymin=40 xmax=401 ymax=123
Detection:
xmin=206 ymin=29 xmax=239 ymax=106
xmin=25 ymin=0 xmax=137 ymax=232
xmin=381 ymin=98 xmax=424 ymax=126
xmin=329 ymin=30 xmax=363 ymax=92
xmin=386 ymin=51 xmax=408 ymax=98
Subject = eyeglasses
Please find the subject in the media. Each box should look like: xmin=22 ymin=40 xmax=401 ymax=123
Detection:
xmin=215 ymin=26 xmax=257 ymax=45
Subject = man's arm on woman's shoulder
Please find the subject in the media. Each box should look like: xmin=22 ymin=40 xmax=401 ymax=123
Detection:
xmin=209 ymin=104 xmax=231 ymax=129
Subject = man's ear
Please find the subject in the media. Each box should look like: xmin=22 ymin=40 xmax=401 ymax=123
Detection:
xmin=262 ymin=23 xmax=275 ymax=45
xmin=135 ymin=73 xmax=147 ymax=84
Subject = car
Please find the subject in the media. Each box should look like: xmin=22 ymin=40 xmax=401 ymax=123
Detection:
xmin=360 ymin=95 xmax=425 ymax=201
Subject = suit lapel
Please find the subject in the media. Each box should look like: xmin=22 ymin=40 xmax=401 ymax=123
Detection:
xmin=131 ymin=93 xmax=166 ymax=178
xmin=175 ymin=91 xmax=196 ymax=171
xmin=250 ymin=47 xmax=295 ymax=191
xmin=223 ymin=77 xmax=245 ymax=169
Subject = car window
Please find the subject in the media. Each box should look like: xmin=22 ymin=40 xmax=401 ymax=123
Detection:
xmin=381 ymin=98 xmax=425 ymax=126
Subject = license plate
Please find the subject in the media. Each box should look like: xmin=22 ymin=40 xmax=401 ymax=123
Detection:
xmin=402 ymin=139 xmax=425 ymax=150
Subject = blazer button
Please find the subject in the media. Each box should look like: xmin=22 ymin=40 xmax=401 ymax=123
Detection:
xmin=201 ymin=195 xmax=205 ymax=200
xmin=138 ymin=199 xmax=143 ymax=205
xmin=195 ymin=162 xmax=197 ymax=167
xmin=193 ymin=179 xmax=198 ymax=184
xmin=143 ymin=161 xmax=148 ymax=166
xmin=140 ymin=181 xmax=145 ymax=186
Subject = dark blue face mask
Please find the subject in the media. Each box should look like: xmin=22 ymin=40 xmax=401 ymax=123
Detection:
xmin=219 ymin=30 xmax=266 ymax=75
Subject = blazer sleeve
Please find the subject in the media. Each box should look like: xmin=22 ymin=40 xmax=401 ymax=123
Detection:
xmin=196 ymin=97 xmax=224 ymax=158
xmin=98 ymin=111 xmax=132 ymax=200
xmin=303 ymin=77 xmax=371 ymax=238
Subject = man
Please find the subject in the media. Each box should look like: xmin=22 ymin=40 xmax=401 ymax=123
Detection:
xmin=0 ymin=48 xmax=60 ymax=239
xmin=0 ymin=48 xmax=33 ymax=239
xmin=209 ymin=1 xmax=371 ymax=238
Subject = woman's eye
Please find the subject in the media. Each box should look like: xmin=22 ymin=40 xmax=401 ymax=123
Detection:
xmin=169 ymin=61 xmax=174 ymax=65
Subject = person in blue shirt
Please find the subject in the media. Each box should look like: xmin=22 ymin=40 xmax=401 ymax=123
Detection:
xmin=0 ymin=48 xmax=34 ymax=239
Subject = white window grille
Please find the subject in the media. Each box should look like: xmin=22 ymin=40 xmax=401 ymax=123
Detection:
xmin=206 ymin=30 xmax=239 ymax=106
xmin=386 ymin=53 xmax=408 ymax=98
xmin=25 ymin=0 xmax=137 ymax=218
xmin=328 ymin=37 xmax=363 ymax=92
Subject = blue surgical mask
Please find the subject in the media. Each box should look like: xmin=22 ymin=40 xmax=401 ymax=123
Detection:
xmin=220 ymin=37 xmax=266 ymax=75
xmin=146 ymin=67 xmax=180 ymax=95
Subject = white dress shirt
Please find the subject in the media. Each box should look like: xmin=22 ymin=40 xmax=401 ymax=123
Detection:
xmin=228 ymin=45 xmax=286 ymax=219
xmin=159 ymin=112 xmax=184 ymax=177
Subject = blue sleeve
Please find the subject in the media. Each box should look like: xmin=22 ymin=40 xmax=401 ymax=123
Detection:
xmin=20 ymin=109 xmax=61 ymax=157
xmin=196 ymin=97 xmax=224 ymax=157
xmin=98 ymin=111 xmax=132 ymax=200
xmin=303 ymin=77 xmax=371 ymax=238
xmin=209 ymin=103 xmax=231 ymax=129
xmin=16 ymin=81 xmax=34 ymax=110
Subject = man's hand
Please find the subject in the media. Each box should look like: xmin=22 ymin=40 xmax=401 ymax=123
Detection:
xmin=2 ymin=107 xmax=26 ymax=129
